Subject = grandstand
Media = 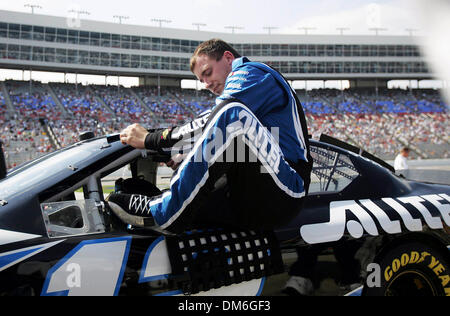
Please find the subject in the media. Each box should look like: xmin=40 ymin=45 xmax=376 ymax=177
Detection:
xmin=0 ymin=9 xmax=448 ymax=170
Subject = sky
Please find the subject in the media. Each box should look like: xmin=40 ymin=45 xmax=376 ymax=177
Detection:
xmin=0 ymin=0 xmax=425 ymax=36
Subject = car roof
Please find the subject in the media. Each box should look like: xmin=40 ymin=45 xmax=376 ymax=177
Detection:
xmin=0 ymin=137 xmax=128 ymax=201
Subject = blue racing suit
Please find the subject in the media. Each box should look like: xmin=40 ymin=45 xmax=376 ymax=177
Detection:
xmin=144 ymin=57 xmax=312 ymax=233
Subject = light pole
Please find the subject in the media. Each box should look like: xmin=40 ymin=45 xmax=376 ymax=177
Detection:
xmin=298 ymin=27 xmax=317 ymax=35
xmin=152 ymin=19 xmax=172 ymax=28
xmin=369 ymin=27 xmax=388 ymax=36
xmin=192 ymin=23 xmax=206 ymax=31
xmin=405 ymin=28 xmax=419 ymax=36
xmin=336 ymin=27 xmax=350 ymax=35
xmin=24 ymin=4 xmax=42 ymax=14
xmin=68 ymin=9 xmax=90 ymax=19
xmin=263 ymin=26 xmax=278 ymax=35
xmin=224 ymin=26 xmax=244 ymax=34
xmin=113 ymin=15 xmax=129 ymax=24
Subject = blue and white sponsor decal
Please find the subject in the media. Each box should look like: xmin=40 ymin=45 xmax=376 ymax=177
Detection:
xmin=0 ymin=229 xmax=41 ymax=246
xmin=345 ymin=286 xmax=364 ymax=297
xmin=139 ymin=236 xmax=171 ymax=283
xmin=41 ymin=237 xmax=131 ymax=296
xmin=0 ymin=240 xmax=64 ymax=272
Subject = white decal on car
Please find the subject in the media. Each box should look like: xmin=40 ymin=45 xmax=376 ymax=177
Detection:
xmin=300 ymin=194 xmax=449 ymax=244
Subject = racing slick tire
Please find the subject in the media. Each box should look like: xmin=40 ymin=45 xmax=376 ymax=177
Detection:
xmin=363 ymin=239 xmax=450 ymax=296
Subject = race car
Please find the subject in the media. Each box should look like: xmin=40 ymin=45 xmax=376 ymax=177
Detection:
xmin=0 ymin=126 xmax=449 ymax=296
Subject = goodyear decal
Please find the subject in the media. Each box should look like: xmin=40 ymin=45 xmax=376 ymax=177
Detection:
xmin=301 ymin=194 xmax=450 ymax=244
xmin=384 ymin=251 xmax=450 ymax=296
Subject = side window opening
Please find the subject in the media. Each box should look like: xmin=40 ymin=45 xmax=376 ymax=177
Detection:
xmin=309 ymin=145 xmax=359 ymax=194
xmin=75 ymin=186 xmax=87 ymax=201
xmin=99 ymin=157 xmax=173 ymax=199
xmin=100 ymin=164 xmax=132 ymax=200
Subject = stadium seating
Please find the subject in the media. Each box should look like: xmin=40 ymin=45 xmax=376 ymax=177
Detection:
xmin=5 ymin=80 xmax=62 ymax=120
xmin=1 ymin=80 xmax=448 ymax=170
xmin=0 ymin=116 xmax=50 ymax=169
xmin=297 ymin=88 xmax=447 ymax=115
xmin=0 ymin=91 xmax=6 ymax=120
xmin=91 ymin=85 xmax=145 ymax=121
xmin=132 ymin=86 xmax=195 ymax=127
xmin=50 ymin=83 xmax=113 ymax=121
xmin=173 ymin=88 xmax=214 ymax=115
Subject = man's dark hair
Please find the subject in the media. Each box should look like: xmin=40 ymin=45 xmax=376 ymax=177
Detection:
xmin=190 ymin=39 xmax=241 ymax=72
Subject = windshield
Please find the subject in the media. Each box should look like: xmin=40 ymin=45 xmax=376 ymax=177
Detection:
xmin=0 ymin=138 xmax=112 ymax=200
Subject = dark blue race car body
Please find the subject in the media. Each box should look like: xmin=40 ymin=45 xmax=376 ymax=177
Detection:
xmin=0 ymin=129 xmax=449 ymax=296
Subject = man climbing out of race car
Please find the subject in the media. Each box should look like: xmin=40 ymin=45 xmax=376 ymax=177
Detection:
xmin=107 ymin=39 xmax=313 ymax=234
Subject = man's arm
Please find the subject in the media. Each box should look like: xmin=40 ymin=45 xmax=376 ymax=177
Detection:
xmin=120 ymin=109 xmax=212 ymax=155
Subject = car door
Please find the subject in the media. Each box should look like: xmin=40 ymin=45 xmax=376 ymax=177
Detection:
xmin=0 ymin=143 xmax=155 ymax=296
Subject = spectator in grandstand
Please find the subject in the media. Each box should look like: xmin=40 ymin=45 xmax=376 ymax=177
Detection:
xmin=107 ymin=38 xmax=312 ymax=235
xmin=394 ymin=147 xmax=410 ymax=171
xmin=4 ymin=81 xmax=448 ymax=170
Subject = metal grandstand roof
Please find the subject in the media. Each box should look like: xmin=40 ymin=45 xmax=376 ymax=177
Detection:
xmin=0 ymin=9 xmax=432 ymax=81
xmin=0 ymin=9 xmax=422 ymax=44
